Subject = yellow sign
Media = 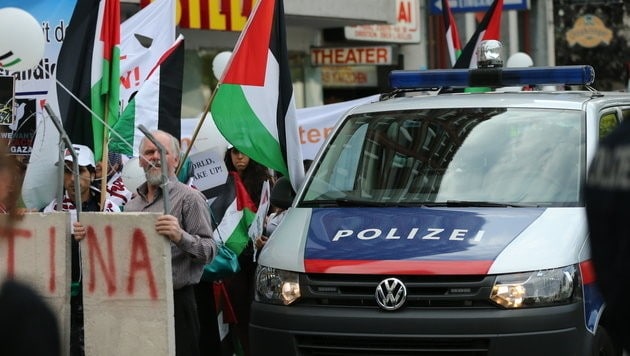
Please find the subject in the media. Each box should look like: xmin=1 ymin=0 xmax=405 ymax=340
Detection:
xmin=566 ymin=14 xmax=612 ymax=48
xmin=142 ymin=0 xmax=258 ymax=31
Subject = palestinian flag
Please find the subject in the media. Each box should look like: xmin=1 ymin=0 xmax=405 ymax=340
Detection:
xmin=442 ymin=0 xmax=462 ymax=67
xmin=91 ymin=0 xmax=121 ymax=162
xmin=109 ymin=35 xmax=184 ymax=156
xmin=210 ymin=0 xmax=305 ymax=191
xmin=454 ymin=0 xmax=503 ymax=69
xmin=118 ymin=0 xmax=176 ymax=116
xmin=57 ymin=0 xmax=101 ymax=153
xmin=214 ymin=172 xmax=257 ymax=256
xmin=57 ymin=0 xmax=120 ymax=161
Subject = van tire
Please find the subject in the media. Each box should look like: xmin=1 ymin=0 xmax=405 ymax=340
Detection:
xmin=592 ymin=325 xmax=621 ymax=356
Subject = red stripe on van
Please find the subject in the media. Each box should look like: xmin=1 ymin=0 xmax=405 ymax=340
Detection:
xmin=579 ymin=260 xmax=596 ymax=285
xmin=304 ymin=259 xmax=493 ymax=275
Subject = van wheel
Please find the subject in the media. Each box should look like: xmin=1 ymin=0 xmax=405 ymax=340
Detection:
xmin=592 ymin=325 xmax=621 ymax=356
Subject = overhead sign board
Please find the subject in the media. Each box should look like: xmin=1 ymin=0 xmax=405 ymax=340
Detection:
xmin=141 ymin=0 xmax=259 ymax=31
xmin=345 ymin=0 xmax=420 ymax=43
xmin=430 ymin=0 xmax=529 ymax=14
xmin=321 ymin=66 xmax=378 ymax=88
xmin=311 ymin=46 xmax=396 ymax=66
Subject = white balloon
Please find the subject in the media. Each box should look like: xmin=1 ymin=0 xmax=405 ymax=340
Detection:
xmin=0 ymin=7 xmax=45 ymax=72
xmin=212 ymin=51 xmax=232 ymax=80
xmin=121 ymin=157 xmax=145 ymax=194
xmin=506 ymin=52 xmax=534 ymax=68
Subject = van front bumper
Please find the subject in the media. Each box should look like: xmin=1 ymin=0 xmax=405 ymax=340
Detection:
xmin=250 ymin=301 xmax=593 ymax=355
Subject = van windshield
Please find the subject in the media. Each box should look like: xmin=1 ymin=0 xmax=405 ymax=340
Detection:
xmin=300 ymin=107 xmax=585 ymax=207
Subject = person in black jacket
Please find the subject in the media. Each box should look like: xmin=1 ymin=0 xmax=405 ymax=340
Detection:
xmin=584 ymin=120 xmax=630 ymax=352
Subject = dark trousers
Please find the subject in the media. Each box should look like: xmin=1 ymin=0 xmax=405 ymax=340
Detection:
xmin=194 ymin=281 xmax=223 ymax=355
xmin=174 ymin=285 xmax=201 ymax=356
xmin=70 ymin=295 xmax=84 ymax=356
xmin=223 ymin=250 xmax=257 ymax=356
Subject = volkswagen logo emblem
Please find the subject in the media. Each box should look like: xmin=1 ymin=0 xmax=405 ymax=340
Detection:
xmin=375 ymin=277 xmax=407 ymax=311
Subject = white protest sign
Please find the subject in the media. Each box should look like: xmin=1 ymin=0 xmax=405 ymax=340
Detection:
xmin=0 ymin=212 xmax=71 ymax=355
xmin=79 ymin=212 xmax=175 ymax=356
xmin=248 ymin=180 xmax=270 ymax=241
xmin=189 ymin=148 xmax=228 ymax=192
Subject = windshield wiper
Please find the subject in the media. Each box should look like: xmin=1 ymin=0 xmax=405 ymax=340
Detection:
xmin=444 ymin=200 xmax=538 ymax=208
xmin=300 ymin=199 xmax=538 ymax=208
xmin=301 ymin=198 xmax=420 ymax=207
xmin=336 ymin=198 xmax=392 ymax=207
xmin=299 ymin=199 xmax=340 ymax=207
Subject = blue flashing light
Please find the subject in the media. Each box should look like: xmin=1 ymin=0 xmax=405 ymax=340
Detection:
xmin=389 ymin=65 xmax=595 ymax=90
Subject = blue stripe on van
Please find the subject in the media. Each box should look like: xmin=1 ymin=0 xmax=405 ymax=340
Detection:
xmin=304 ymin=207 xmax=544 ymax=274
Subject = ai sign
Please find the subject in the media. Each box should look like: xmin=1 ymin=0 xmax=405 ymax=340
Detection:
xmin=430 ymin=0 xmax=529 ymax=14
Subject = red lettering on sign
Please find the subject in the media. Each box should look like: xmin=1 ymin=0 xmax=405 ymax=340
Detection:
xmin=306 ymin=128 xmax=321 ymax=143
xmin=220 ymin=0 xmax=231 ymax=31
xmin=311 ymin=47 xmax=391 ymax=66
xmin=127 ymin=229 xmax=158 ymax=300
xmin=120 ymin=66 xmax=140 ymax=90
xmin=49 ymin=227 xmax=56 ymax=293
xmin=398 ymin=1 xmax=411 ymax=23
xmin=377 ymin=48 xmax=389 ymax=63
xmin=87 ymin=226 xmax=117 ymax=296
xmin=299 ymin=126 xmax=336 ymax=145
xmin=0 ymin=227 xmax=32 ymax=278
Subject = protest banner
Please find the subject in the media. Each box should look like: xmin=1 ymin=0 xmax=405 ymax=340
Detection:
xmin=180 ymin=94 xmax=380 ymax=162
xmin=79 ymin=212 xmax=174 ymax=355
xmin=0 ymin=213 xmax=71 ymax=355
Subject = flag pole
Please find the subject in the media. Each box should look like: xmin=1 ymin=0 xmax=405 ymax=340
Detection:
xmin=176 ymin=83 xmax=220 ymax=175
xmin=100 ymin=120 xmax=110 ymax=210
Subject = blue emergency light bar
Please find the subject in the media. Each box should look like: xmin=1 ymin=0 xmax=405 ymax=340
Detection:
xmin=389 ymin=65 xmax=595 ymax=89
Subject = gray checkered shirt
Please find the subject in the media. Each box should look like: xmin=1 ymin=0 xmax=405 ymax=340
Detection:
xmin=125 ymin=176 xmax=216 ymax=290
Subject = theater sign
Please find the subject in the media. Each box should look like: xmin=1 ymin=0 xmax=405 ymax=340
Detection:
xmin=310 ymin=46 xmax=396 ymax=66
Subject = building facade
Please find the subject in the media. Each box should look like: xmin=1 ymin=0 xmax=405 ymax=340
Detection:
xmin=125 ymin=0 xmax=630 ymax=119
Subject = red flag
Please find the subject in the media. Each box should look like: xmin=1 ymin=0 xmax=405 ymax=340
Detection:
xmin=454 ymin=0 xmax=503 ymax=69
xmin=442 ymin=0 xmax=462 ymax=67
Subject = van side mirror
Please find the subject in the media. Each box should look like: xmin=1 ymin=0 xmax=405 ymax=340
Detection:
xmin=270 ymin=177 xmax=295 ymax=210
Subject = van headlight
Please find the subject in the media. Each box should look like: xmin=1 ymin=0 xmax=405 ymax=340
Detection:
xmin=489 ymin=265 xmax=577 ymax=308
xmin=255 ymin=266 xmax=301 ymax=305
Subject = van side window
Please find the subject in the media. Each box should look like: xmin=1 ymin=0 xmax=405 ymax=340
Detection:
xmin=599 ymin=112 xmax=618 ymax=139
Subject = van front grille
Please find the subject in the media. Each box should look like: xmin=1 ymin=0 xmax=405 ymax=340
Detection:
xmin=298 ymin=273 xmax=497 ymax=308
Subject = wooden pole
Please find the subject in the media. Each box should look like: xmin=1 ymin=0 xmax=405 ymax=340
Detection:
xmin=176 ymin=83 xmax=220 ymax=175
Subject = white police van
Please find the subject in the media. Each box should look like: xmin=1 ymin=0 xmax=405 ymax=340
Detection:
xmin=251 ymin=42 xmax=628 ymax=355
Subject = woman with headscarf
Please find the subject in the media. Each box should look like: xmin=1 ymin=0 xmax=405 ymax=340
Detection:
xmin=196 ymin=145 xmax=272 ymax=356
